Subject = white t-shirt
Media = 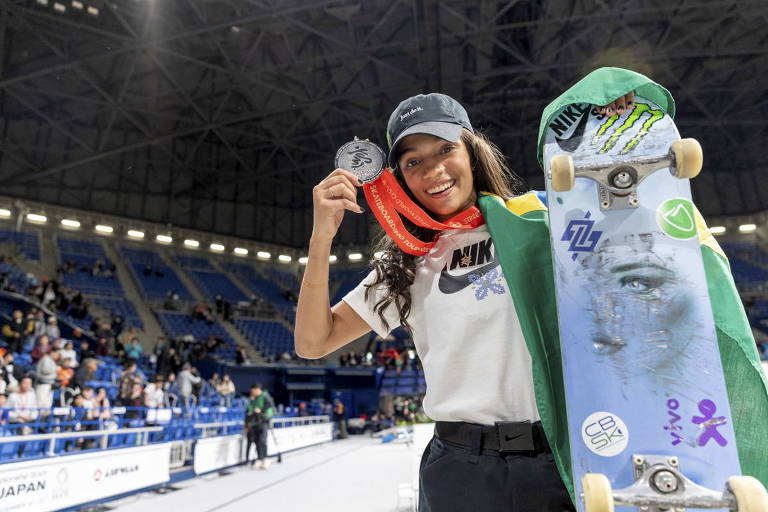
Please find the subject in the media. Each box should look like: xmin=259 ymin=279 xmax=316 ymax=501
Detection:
xmin=343 ymin=225 xmax=539 ymax=425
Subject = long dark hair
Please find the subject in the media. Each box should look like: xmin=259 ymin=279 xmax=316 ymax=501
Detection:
xmin=365 ymin=129 xmax=523 ymax=334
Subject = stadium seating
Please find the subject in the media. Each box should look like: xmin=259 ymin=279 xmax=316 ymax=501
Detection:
xmin=122 ymin=247 xmax=193 ymax=300
xmin=223 ymin=262 xmax=296 ymax=321
xmin=233 ymin=318 xmax=293 ymax=357
xmin=330 ymin=267 xmax=368 ymax=304
xmin=0 ymin=229 xmax=41 ymax=261
xmin=57 ymin=237 xmax=123 ymax=297
xmin=155 ymin=312 xmax=237 ymax=362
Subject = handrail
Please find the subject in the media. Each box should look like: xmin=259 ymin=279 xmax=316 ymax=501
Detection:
xmin=0 ymin=426 xmax=163 ymax=443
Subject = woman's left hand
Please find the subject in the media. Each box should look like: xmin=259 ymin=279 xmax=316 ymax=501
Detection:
xmin=596 ymin=91 xmax=635 ymax=116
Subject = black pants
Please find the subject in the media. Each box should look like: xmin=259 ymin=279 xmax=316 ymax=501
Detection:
xmin=419 ymin=436 xmax=575 ymax=512
xmin=247 ymin=426 xmax=268 ymax=461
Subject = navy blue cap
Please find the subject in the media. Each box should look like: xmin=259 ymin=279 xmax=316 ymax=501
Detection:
xmin=386 ymin=93 xmax=473 ymax=168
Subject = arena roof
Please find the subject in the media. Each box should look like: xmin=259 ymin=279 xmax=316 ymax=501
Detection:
xmin=0 ymin=0 xmax=765 ymax=248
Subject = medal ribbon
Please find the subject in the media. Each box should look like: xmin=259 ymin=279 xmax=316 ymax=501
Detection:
xmin=362 ymin=170 xmax=484 ymax=256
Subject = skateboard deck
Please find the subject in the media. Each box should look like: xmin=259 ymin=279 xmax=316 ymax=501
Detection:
xmin=543 ymin=98 xmax=742 ymax=511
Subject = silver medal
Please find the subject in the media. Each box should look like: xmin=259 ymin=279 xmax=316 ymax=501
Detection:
xmin=334 ymin=137 xmax=386 ymax=183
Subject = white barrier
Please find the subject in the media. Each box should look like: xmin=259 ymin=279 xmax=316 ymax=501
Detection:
xmin=0 ymin=444 xmax=171 ymax=512
xmin=193 ymin=434 xmax=243 ymax=475
xmin=267 ymin=422 xmax=333 ymax=455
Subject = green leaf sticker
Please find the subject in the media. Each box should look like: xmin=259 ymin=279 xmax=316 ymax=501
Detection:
xmin=656 ymin=198 xmax=697 ymax=240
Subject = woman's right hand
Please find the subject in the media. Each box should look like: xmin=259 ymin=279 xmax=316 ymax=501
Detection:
xmin=311 ymin=168 xmax=364 ymax=241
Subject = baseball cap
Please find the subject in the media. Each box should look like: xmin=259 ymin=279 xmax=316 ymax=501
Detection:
xmin=386 ymin=93 xmax=474 ymax=168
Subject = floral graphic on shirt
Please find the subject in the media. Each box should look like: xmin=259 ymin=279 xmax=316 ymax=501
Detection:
xmin=468 ymin=267 xmax=506 ymax=300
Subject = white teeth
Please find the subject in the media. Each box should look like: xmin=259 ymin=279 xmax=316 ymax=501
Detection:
xmin=427 ymin=180 xmax=454 ymax=194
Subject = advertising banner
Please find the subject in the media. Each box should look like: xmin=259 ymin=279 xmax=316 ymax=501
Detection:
xmin=193 ymin=435 xmax=243 ymax=475
xmin=0 ymin=444 xmax=171 ymax=512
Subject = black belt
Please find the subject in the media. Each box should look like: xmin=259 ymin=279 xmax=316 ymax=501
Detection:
xmin=435 ymin=420 xmax=551 ymax=454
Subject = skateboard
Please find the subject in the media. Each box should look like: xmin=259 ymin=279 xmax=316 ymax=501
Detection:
xmin=542 ymin=97 xmax=768 ymax=511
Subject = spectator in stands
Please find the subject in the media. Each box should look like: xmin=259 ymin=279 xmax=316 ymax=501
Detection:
xmin=144 ymin=375 xmax=165 ymax=408
xmin=245 ymin=383 xmax=275 ymax=470
xmin=94 ymin=337 xmax=110 ymax=358
xmin=45 ymin=317 xmax=60 ymax=340
xmin=61 ymin=341 xmax=78 ymax=368
xmin=236 ymin=347 xmax=247 ymax=365
xmin=57 ymin=358 xmax=75 ymax=389
xmin=1 ymin=353 xmax=23 ymax=392
xmin=217 ymin=374 xmax=236 ymax=407
xmin=124 ymin=382 xmax=145 ymax=419
xmin=3 ymin=309 xmax=33 ymax=354
xmin=117 ymin=361 xmax=140 ymax=404
xmin=125 ymin=337 xmax=142 ymax=361
xmin=31 ymin=310 xmax=46 ymax=338
xmin=73 ymin=358 xmax=99 ymax=391
xmin=36 ymin=347 xmax=60 ymax=409
xmin=94 ymin=387 xmax=112 ymax=421
xmin=214 ymin=294 xmax=224 ymax=316
xmin=78 ymin=339 xmax=95 ymax=360
xmin=297 ymin=402 xmax=310 ymax=417
xmin=7 ymin=376 xmax=38 ymax=433
xmin=177 ymin=363 xmax=201 ymax=407
xmin=158 ymin=347 xmax=182 ymax=376
xmin=192 ymin=303 xmax=207 ymax=322
xmin=31 ymin=335 xmax=51 ymax=362
xmin=209 ymin=373 xmax=221 ymax=388
xmin=0 ymin=393 xmax=8 ymax=426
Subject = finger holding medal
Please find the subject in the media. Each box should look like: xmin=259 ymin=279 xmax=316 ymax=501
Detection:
xmin=311 ymin=168 xmax=364 ymax=241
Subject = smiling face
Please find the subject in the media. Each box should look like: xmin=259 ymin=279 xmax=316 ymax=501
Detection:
xmin=396 ymin=133 xmax=476 ymax=221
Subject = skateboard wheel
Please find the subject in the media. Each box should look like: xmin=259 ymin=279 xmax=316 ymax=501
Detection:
xmin=670 ymin=138 xmax=702 ymax=179
xmin=582 ymin=473 xmax=614 ymax=512
xmin=727 ymin=475 xmax=768 ymax=512
xmin=550 ymin=155 xmax=575 ymax=191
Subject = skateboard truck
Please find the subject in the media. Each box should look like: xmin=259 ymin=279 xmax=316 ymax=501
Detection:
xmin=581 ymin=454 xmax=768 ymax=511
xmin=548 ymin=139 xmax=703 ymax=212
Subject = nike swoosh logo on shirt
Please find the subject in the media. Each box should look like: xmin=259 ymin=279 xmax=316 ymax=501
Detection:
xmin=553 ymin=107 xmax=589 ymax=152
xmin=438 ymin=254 xmax=499 ymax=294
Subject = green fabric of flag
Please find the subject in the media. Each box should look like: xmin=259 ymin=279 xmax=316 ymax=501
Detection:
xmin=477 ymin=192 xmax=576 ymax=503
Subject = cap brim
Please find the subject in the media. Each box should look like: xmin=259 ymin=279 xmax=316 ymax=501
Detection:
xmin=387 ymin=122 xmax=464 ymax=168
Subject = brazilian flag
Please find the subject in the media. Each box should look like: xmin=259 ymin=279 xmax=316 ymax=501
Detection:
xmin=479 ymin=67 xmax=768 ymax=503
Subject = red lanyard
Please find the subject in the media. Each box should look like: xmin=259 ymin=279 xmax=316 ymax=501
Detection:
xmin=363 ymin=170 xmax=484 ymax=255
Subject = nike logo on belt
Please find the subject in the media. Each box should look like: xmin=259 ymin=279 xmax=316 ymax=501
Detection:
xmin=438 ymin=255 xmax=499 ymax=294
xmin=554 ymin=107 xmax=590 ymax=152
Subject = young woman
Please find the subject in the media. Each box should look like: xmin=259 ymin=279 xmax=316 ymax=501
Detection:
xmin=295 ymin=89 xmax=633 ymax=511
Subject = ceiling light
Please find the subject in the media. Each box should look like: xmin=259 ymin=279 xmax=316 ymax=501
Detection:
xmin=210 ymin=243 xmax=225 ymax=252
xmin=739 ymin=224 xmax=757 ymax=233
xmin=95 ymin=224 xmax=113 ymax=234
xmin=348 ymin=253 xmax=363 ymax=261
xmin=298 ymin=257 xmax=308 ymax=265
xmin=329 ymin=255 xmax=337 ymax=263
xmin=71 ymin=0 xmax=83 ymax=9
xmin=234 ymin=247 xmax=249 ymax=256
xmin=127 ymin=230 xmax=145 ymax=239
xmin=53 ymin=2 xmax=65 ymax=13
xmin=0 ymin=209 xmax=11 ymax=218
xmin=156 ymin=234 xmax=173 ymax=243
xmin=257 ymin=251 xmax=271 ymax=259
xmin=26 ymin=213 xmax=47 ymax=223
xmin=278 ymin=255 xmax=292 ymax=263
xmin=86 ymin=5 xmax=98 ymax=16
xmin=184 ymin=239 xmax=199 ymax=248
xmin=61 ymin=219 xmax=81 ymax=229
xmin=710 ymin=226 xmax=726 ymax=235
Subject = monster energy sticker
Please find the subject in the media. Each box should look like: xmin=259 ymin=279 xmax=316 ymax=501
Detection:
xmin=592 ymin=103 xmax=664 ymax=154
xmin=656 ymin=198 xmax=698 ymax=240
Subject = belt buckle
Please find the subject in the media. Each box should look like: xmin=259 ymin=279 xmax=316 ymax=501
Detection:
xmin=496 ymin=421 xmax=535 ymax=453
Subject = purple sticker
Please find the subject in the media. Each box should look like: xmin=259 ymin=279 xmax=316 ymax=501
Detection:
xmin=692 ymin=399 xmax=728 ymax=447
